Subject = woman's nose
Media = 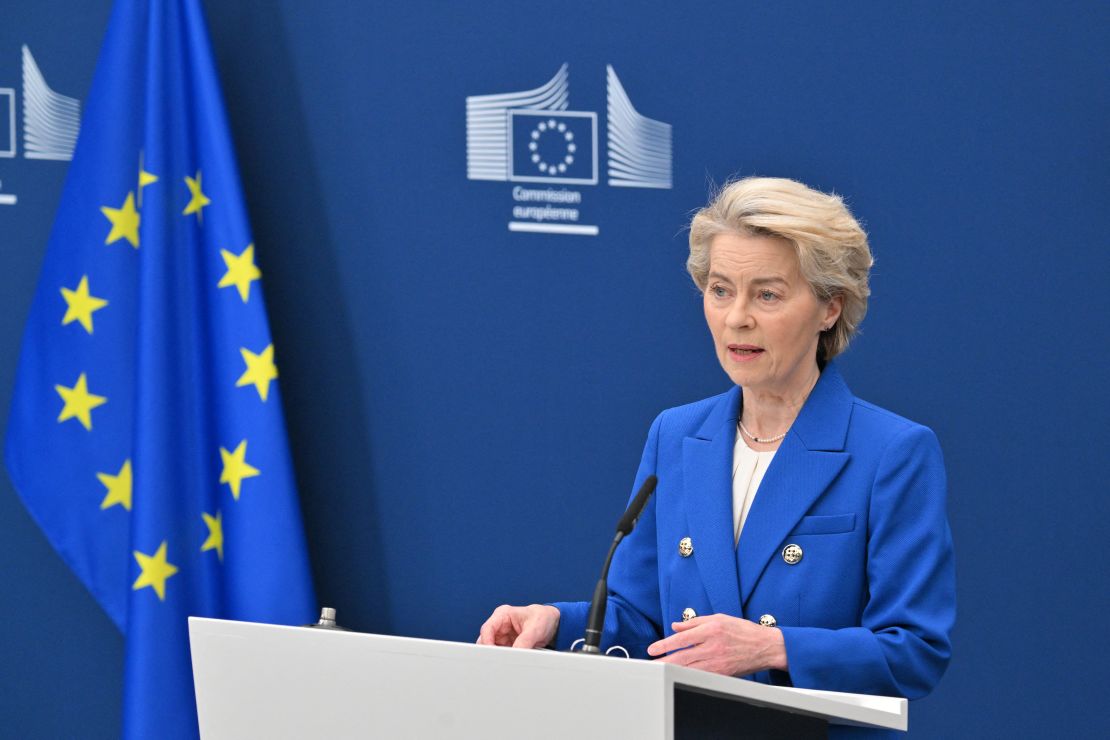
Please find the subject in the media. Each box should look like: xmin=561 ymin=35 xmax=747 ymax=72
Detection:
xmin=726 ymin=296 xmax=753 ymax=329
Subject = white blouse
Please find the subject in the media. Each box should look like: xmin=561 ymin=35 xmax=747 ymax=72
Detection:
xmin=732 ymin=434 xmax=776 ymax=546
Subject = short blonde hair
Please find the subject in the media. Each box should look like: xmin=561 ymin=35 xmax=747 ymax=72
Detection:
xmin=688 ymin=177 xmax=873 ymax=360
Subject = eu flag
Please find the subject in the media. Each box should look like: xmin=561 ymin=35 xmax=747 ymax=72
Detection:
xmin=4 ymin=1 xmax=316 ymax=737
xmin=509 ymin=110 xmax=598 ymax=185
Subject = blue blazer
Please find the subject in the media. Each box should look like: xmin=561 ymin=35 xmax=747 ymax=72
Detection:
xmin=554 ymin=363 xmax=955 ymax=708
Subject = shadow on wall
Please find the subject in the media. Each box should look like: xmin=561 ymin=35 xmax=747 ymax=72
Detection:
xmin=205 ymin=0 xmax=390 ymax=633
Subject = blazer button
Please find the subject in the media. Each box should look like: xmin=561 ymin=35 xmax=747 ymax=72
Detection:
xmin=681 ymin=608 xmax=697 ymax=622
xmin=781 ymin=543 xmax=804 ymax=565
xmin=678 ymin=537 xmax=693 ymax=557
xmin=758 ymin=614 xmax=778 ymax=628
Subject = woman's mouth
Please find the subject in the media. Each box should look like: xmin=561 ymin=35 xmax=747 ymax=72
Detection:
xmin=728 ymin=344 xmax=764 ymax=362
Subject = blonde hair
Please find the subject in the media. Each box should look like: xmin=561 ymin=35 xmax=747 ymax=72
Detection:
xmin=688 ymin=177 xmax=873 ymax=360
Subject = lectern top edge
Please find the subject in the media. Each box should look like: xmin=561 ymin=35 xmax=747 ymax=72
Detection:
xmin=189 ymin=617 xmax=909 ymax=736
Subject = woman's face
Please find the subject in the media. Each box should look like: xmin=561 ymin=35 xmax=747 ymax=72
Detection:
xmin=703 ymin=232 xmax=841 ymax=395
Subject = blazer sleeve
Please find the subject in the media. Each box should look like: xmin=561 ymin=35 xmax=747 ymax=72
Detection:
xmin=550 ymin=412 xmax=666 ymax=654
xmin=777 ymin=423 xmax=956 ymax=699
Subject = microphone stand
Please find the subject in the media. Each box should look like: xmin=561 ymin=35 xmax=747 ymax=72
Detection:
xmin=580 ymin=475 xmax=657 ymax=655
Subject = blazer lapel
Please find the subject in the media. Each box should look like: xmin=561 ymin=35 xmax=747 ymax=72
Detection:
xmin=683 ymin=386 xmax=743 ymax=617
xmin=736 ymin=363 xmax=854 ymax=606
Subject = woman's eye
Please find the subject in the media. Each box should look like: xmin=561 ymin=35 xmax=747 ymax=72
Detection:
xmin=759 ymin=290 xmax=779 ymax=301
xmin=711 ymin=285 xmax=728 ymax=298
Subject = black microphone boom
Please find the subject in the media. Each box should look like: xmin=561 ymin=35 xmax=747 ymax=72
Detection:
xmin=616 ymin=476 xmax=657 ymax=536
xmin=581 ymin=475 xmax=658 ymax=654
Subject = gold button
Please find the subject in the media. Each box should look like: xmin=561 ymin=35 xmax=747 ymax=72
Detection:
xmin=681 ymin=608 xmax=697 ymax=622
xmin=758 ymin=614 xmax=777 ymax=628
xmin=678 ymin=537 xmax=693 ymax=557
xmin=782 ymin=543 xmax=803 ymax=565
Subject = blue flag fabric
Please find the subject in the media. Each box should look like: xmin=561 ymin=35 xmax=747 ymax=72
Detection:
xmin=4 ymin=1 xmax=316 ymax=736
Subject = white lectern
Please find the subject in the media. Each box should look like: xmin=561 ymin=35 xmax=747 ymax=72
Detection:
xmin=189 ymin=617 xmax=906 ymax=739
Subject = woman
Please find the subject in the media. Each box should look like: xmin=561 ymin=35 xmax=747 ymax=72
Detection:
xmin=478 ymin=178 xmax=955 ymax=724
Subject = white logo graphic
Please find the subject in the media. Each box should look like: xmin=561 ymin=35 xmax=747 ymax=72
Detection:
xmin=466 ymin=64 xmax=671 ymax=189
xmin=0 ymin=87 xmax=15 ymax=204
xmin=22 ymin=45 xmax=81 ymax=161
xmin=606 ymin=65 xmax=672 ymax=190
xmin=466 ymin=64 xmax=570 ymax=182
xmin=0 ymin=46 xmax=82 ymax=206
xmin=0 ymin=87 xmax=14 ymax=159
xmin=465 ymin=64 xmax=672 ymax=236
xmin=507 ymin=109 xmax=598 ymax=185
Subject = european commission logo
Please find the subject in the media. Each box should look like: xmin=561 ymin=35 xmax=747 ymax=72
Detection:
xmin=466 ymin=64 xmax=672 ymax=236
xmin=509 ymin=110 xmax=597 ymax=185
xmin=0 ymin=45 xmax=81 ymax=206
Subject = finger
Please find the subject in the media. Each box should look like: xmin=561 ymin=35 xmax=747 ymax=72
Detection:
xmin=521 ymin=619 xmax=554 ymax=649
xmin=673 ymin=613 xmax=730 ymax=632
xmin=511 ymin=631 xmax=539 ymax=649
xmin=479 ymin=611 xmax=518 ymax=646
xmin=653 ymin=645 xmax=704 ymax=666
xmin=477 ymin=618 xmax=500 ymax=645
xmin=648 ymin=635 xmax=679 ymax=656
xmin=670 ymin=617 xmax=704 ymax=632
xmin=510 ymin=616 xmax=539 ymax=648
xmin=648 ymin=625 xmax=704 ymax=656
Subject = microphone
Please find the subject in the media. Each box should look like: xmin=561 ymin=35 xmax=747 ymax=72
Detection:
xmin=581 ymin=475 xmax=658 ymax=654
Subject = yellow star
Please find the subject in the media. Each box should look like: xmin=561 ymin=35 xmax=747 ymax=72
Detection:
xmin=132 ymin=541 xmax=179 ymax=601
xmin=220 ymin=440 xmax=260 ymax=500
xmin=217 ymin=244 xmax=262 ymax=302
xmin=97 ymin=458 xmax=132 ymax=511
xmin=183 ymin=171 xmax=211 ymax=220
xmin=60 ymin=275 xmax=109 ymax=334
xmin=200 ymin=510 xmax=224 ymax=561
xmin=237 ymin=344 xmax=278 ymax=401
xmin=100 ymin=191 xmax=140 ymax=248
xmin=55 ymin=373 xmax=108 ymax=431
xmin=138 ymin=152 xmax=158 ymax=206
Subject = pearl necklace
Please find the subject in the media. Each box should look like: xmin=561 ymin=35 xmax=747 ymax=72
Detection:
xmin=738 ymin=420 xmax=787 ymax=444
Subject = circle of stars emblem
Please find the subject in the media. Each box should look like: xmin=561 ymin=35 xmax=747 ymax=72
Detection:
xmin=528 ymin=118 xmax=577 ymax=176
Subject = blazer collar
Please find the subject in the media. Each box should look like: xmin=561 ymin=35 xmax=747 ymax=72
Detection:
xmin=735 ymin=362 xmax=854 ymax=604
xmin=692 ymin=361 xmax=853 ymax=447
xmin=684 ymin=362 xmax=855 ymax=611
xmin=783 ymin=361 xmax=853 ymax=452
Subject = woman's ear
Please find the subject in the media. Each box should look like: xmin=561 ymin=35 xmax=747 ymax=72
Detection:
xmin=823 ymin=295 xmax=843 ymax=330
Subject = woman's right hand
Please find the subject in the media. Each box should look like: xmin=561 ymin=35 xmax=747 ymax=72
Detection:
xmin=477 ymin=604 xmax=560 ymax=648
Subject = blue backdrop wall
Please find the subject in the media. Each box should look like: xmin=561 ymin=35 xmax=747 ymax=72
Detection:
xmin=2 ymin=1 xmax=1108 ymax=737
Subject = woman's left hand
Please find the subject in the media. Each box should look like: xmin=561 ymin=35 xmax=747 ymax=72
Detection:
xmin=646 ymin=613 xmax=789 ymax=676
